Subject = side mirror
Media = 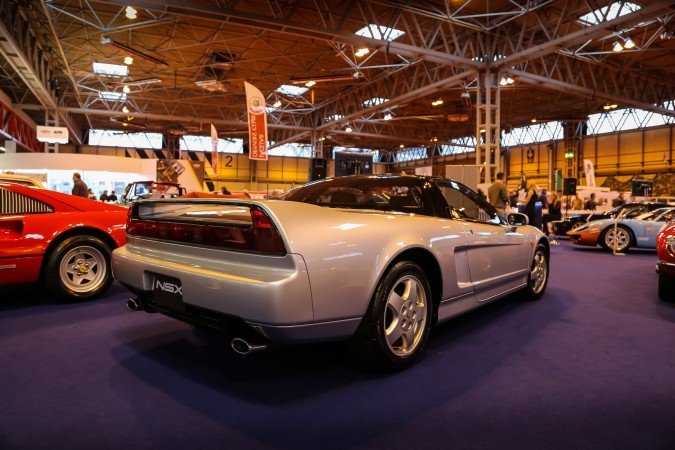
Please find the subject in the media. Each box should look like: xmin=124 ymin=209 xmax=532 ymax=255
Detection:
xmin=508 ymin=212 xmax=529 ymax=226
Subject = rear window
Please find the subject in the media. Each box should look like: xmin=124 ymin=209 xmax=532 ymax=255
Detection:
xmin=283 ymin=177 xmax=428 ymax=214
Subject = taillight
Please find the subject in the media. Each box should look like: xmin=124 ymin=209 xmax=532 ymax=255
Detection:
xmin=126 ymin=203 xmax=286 ymax=255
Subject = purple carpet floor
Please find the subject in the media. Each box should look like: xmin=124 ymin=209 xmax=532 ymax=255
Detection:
xmin=1 ymin=240 xmax=674 ymax=450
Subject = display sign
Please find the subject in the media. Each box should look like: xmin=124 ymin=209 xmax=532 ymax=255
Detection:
xmin=244 ymin=81 xmax=268 ymax=161
xmin=36 ymin=126 xmax=68 ymax=144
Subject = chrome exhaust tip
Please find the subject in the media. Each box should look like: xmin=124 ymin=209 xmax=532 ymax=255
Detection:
xmin=231 ymin=337 xmax=268 ymax=355
xmin=126 ymin=298 xmax=141 ymax=311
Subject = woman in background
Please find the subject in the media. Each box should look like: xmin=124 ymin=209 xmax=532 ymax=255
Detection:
xmin=542 ymin=191 xmax=562 ymax=235
xmin=522 ymin=180 xmax=539 ymax=226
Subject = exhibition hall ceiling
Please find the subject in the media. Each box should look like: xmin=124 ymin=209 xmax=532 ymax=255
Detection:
xmin=0 ymin=0 xmax=673 ymax=151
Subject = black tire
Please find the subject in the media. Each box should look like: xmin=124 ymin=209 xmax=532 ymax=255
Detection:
xmin=44 ymin=235 xmax=113 ymax=302
xmin=524 ymin=243 xmax=549 ymax=300
xmin=658 ymin=272 xmax=675 ymax=302
xmin=601 ymin=225 xmax=632 ymax=252
xmin=349 ymin=261 xmax=433 ymax=371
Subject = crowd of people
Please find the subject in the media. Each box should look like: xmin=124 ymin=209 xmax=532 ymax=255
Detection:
xmin=487 ymin=174 xmax=633 ymax=236
xmin=70 ymin=172 xmax=117 ymax=202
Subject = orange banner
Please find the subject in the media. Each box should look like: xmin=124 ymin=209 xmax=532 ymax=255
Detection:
xmin=244 ymin=81 xmax=268 ymax=160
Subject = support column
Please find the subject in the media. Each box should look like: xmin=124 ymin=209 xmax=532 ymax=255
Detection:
xmin=476 ymin=71 xmax=500 ymax=183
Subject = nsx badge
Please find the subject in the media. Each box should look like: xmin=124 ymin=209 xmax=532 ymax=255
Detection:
xmin=154 ymin=280 xmax=183 ymax=295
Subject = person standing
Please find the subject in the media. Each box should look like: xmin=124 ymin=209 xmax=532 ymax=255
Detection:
xmin=71 ymin=172 xmax=88 ymax=198
xmin=99 ymin=190 xmax=109 ymax=201
xmin=488 ymin=172 xmax=509 ymax=215
xmin=107 ymin=191 xmax=118 ymax=202
xmin=542 ymin=191 xmax=562 ymax=235
xmin=522 ymin=180 xmax=539 ymax=226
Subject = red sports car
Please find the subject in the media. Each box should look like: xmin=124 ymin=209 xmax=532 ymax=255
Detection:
xmin=0 ymin=182 xmax=128 ymax=301
xmin=656 ymin=216 xmax=675 ymax=302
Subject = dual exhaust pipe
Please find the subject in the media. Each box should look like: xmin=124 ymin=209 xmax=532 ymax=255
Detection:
xmin=126 ymin=298 xmax=268 ymax=354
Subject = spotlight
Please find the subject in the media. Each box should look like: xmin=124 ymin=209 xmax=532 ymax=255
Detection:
xmin=305 ymin=80 xmax=316 ymax=87
xmin=124 ymin=56 xmax=133 ymax=65
xmin=624 ymin=38 xmax=635 ymax=49
xmin=125 ymin=6 xmax=137 ymax=19
xmin=273 ymin=100 xmax=281 ymax=108
xmin=123 ymin=85 xmax=130 ymax=93
xmin=612 ymin=41 xmax=623 ymax=52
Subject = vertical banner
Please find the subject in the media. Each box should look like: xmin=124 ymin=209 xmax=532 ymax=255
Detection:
xmin=244 ymin=81 xmax=268 ymax=160
xmin=584 ymin=159 xmax=596 ymax=187
xmin=210 ymin=123 xmax=218 ymax=174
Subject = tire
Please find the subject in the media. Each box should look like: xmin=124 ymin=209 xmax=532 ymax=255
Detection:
xmin=349 ymin=261 xmax=433 ymax=371
xmin=658 ymin=272 xmax=675 ymax=302
xmin=601 ymin=225 xmax=632 ymax=252
xmin=524 ymin=243 xmax=549 ymax=300
xmin=44 ymin=235 xmax=113 ymax=302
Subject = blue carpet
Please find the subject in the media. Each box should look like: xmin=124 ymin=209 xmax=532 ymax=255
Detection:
xmin=1 ymin=241 xmax=674 ymax=450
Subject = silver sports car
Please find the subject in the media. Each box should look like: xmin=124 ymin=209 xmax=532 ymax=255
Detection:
xmin=112 ymin=174 xmax=549 ymax=370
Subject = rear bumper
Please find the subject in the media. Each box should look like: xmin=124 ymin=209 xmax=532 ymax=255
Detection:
xmin=112 ymin=239 xmax=361 ymax=343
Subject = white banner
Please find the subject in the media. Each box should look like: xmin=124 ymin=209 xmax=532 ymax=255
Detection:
xmin=210 ymin=123 xmax=218 ymax=174
xmin=584 ymin=159 xmax=596 ymax=187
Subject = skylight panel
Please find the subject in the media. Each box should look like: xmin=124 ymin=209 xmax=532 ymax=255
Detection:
xmin=276 ymin=84 xmax=308 ymax=96
xmin=362 ymin=97 xmax=389 ymax=107
xmin=578 ymin=1 xmax=641 ymax=26
xmin=355 ymin=24 xmax=405 ymax=41
xmin=93 ymin=62 xmax=128 ymax=77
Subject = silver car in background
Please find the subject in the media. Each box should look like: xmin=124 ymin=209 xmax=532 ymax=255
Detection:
xmin=113 ymin=174 xmax=549 ymax=370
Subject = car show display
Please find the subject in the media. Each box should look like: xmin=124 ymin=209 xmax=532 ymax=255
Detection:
xmin=0 ymin=182 xmax=128 ymax=301
xmin=567 ymin=207 xmax=675 ymax=252
xmin=112 ymin=174 xmax=549 ymax=370
xmin=554 ymin=201 xmax=670 ymax=236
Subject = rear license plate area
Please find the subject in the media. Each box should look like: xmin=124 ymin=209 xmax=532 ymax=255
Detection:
xmin=151 ymin=273 xmax=185 ymax=313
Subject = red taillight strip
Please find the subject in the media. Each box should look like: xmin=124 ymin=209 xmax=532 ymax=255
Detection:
xmin=127 ymin=203 xmax=286 ymax=255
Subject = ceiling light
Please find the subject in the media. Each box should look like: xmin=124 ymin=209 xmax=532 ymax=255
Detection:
xmin=383 ymin=113 xmax=392 ymax=120
xmin=273 ymin=100 xmax=281 ymax=108
xmin=612 ymin=41 xmax=623 ymax=52
xmin=399 ymin=144 xmax=404 ymax=148
xmin=499 ymin=77 xmax=508 ymax=86
xmin=531 ymin=117 xmax=537 ymax=123
xmin=290 ymin=75 xmax=359 ymax=85
xmin=603 ymin=103 xmax=618 ymax=110
xmin=124 ymin=56 xmax=133 ymax=65
xmin=355 ymin=48 xmax=370 ymax=57
xmin=124 ymin=78 xmax=162 ymax=86
xmin=305 ymin=80 xmax=316 ymax=87
xmin=506 ymin=77 xmax=514 ymax=84
xmin=624 ymin=37 xmax=635 ymax=49
xmin=122 ymin=106 xmax=129 ymax=113
xmin=125 ymin=6 xmax=137 ymax=19
xmin=195 ymin=79 xmax=226 ymax=91
xmin=123 ymin=85 xmax=130 ymax=93
xmin=431 ymin=99 xmax=443 ymax=106
xmin=345 ymin=126 xmax=353 ymax=133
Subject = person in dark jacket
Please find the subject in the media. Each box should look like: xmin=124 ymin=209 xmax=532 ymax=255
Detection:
xmin=71 ymin=172 xmax=88 ymax=198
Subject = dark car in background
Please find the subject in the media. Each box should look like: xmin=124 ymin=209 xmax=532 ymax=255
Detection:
xmin=555 ymin=201 xmax=670 ymax=236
